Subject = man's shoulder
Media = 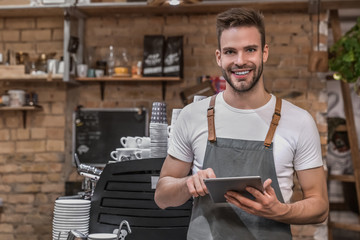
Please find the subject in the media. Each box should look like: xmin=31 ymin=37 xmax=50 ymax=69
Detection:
xmin=281 ymin=99 xmax=311 ymax=117
xmin=280 ymin=98 xmax=316 ymax=128
xmin=182 ymin=96 xmax=212 ymax=114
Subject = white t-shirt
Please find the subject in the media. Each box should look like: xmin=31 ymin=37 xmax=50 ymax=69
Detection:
xmin=168 ymin=92 xmax=323 ymax=203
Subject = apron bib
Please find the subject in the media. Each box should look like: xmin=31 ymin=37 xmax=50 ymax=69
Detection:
xmin=187 ymin=95 xmax=292 ymax=240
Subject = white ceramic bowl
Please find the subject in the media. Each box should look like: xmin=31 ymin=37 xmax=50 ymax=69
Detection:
xmin=87 ymin=233 xmax=117 ymax=240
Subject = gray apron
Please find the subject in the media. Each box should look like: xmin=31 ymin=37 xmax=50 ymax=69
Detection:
xmin=187 ymin=95 xmax=292 ymax=240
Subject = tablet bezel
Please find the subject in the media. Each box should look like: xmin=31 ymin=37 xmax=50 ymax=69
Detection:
xmin=204 ymin=176 xmax=264 ymax=203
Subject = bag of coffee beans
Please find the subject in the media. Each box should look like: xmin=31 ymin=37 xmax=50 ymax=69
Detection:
xmin=142 ymin=35 xmax=165 ymax=76
xmin=163 ymin=36 xmax=183 ymax=77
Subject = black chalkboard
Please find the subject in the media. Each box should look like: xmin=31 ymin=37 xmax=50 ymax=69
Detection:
xmin=72 ymin=108 xmax=149 ymax=166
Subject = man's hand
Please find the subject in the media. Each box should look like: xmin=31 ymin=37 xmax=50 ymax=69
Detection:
xmin=224 ymin=178 xmax=290 ymax=220
xmin=186 ymin=168 xmax=216 ymax=197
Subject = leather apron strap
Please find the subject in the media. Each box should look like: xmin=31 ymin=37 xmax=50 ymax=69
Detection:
xmin=207 ymin=95 xmax=217 ymax=142
xmin=207 ymin=95 xmax=282 ymax=147
xmin=264 ymin=97 xmax=282 ymax=148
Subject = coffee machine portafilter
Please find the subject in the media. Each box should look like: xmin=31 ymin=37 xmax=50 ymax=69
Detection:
xmin=74 ymin=153 xmax=103 ymax=199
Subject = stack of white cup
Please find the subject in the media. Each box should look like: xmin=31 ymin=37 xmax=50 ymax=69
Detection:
xmin=110 ymin=136 xmax=151 ymax=162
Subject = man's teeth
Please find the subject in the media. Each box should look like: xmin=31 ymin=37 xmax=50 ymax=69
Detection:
xmin=234 ymin=70 xmax=249 ymax=75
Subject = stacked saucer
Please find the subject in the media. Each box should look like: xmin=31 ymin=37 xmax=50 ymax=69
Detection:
xmin=150 ymin=123 xmax=168 ymax=158
xmin=52 ymin=199 xmax=90 ymax=240
xmin=150 ymin=102 xmax=168 ymax=158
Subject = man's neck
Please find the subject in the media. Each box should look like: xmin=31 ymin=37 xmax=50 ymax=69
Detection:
xmin=222 ymin=84 xmax=271 ymax=110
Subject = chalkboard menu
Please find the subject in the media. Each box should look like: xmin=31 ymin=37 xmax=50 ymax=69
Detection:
xmin=73 ymin=108 xmax=149 ymax=166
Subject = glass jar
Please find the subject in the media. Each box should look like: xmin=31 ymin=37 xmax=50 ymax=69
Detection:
xmin=114 ymin=48 xmax=130 ymax=76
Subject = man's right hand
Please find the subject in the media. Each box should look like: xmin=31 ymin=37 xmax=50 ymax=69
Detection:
xmin=186 ymin=168 xmax=216 ymax=197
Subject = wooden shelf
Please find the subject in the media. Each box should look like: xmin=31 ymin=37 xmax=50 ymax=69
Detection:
xmin=328 ymin=174 xmax=355 ymax=182
xmin=75 ymin=76 xmax=181 ymax=82
xmin=329 ymin=221 xmax=360 ymax=232
xmin=0 ymin=74 xmax=63 ymax=82
xmin=0 ymin=105 xmax=42 ymax=128
xmin=0 ymin=105 xmax=42 ymax=111
xmin=0 ymin=5 xmax=65 ymax=17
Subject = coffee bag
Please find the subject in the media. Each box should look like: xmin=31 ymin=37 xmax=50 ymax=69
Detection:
xmin=142 ymin=35 xmax=165 ymax=76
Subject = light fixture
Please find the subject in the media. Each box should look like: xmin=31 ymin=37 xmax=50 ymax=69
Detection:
xmin=169 ymin=0 xmax=181 ymax=5
xmin=147 ymin=0 xmax=201 ymax=6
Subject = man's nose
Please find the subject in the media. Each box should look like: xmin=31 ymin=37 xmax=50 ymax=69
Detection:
xmin=234 ymin=52 xmax=245 ymax=65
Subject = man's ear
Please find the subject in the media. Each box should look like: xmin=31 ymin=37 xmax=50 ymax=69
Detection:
xmin=263 ymin=44 xmax=269 ymax=63
xmin=215 ymin=49 xmax=221 ymax=67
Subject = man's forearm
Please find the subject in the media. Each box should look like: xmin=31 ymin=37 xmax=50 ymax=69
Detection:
xmin=155 ymin=176 xmax=192 ymax=209
xmin=274 ymin=197 xmax=329 ymax=224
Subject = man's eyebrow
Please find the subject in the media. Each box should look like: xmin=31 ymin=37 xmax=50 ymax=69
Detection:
xmin=222 ymin=47 xmax=236 ymax=51
xmin=245 ymin=45 xmax=259 ymax=49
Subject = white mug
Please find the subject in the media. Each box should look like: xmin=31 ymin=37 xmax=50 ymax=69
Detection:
xmin=110 ymin=148 xmax=141 ymax=161
xmin=95 ymin=69 xmax=104 ymax=77
xmin=138 ymin=149 xmax=151 ymax=159
xmin=136 ymin=137 xmax=151 ymax=149
xmin=120 ymin=136 xmax=139 ymax=148
xmin=77 ymin=64 xmax=88 ymax=78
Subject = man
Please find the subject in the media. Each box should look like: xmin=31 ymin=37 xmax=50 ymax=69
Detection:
xmin=154 ymin=8 xmax=328 ymax=239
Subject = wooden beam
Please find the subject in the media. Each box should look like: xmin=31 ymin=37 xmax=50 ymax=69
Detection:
xmin=322 ymin=0 xmax=360 ymax=10
xmin=0 ymin=0 xmax=359 ymax=18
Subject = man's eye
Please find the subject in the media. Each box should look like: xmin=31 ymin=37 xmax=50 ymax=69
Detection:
xmin=247 ymin=48 xmax=256 ymax=52
xmin=224 ymin=50 xmax=235 ymax=54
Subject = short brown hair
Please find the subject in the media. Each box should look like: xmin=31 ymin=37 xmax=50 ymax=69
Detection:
xmin=216 ymin=8 xmax=265 ymax=50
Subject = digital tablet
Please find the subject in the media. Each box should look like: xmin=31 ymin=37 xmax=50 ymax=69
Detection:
xmin=204 ymin=176 xmax=264 ymax=203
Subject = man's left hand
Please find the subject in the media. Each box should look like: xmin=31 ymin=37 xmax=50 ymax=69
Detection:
xmin=224 ymin=178 xmax=290 ymax=220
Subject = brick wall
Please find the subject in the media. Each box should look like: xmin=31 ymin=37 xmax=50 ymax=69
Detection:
xmin=0 ymin=10 xmax=328 ymax=240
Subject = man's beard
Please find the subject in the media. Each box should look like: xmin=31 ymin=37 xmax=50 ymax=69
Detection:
xmin=222 ymin=62 xmax=263 ymax=93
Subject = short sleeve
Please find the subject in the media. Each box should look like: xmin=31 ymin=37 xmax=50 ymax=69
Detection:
xmin=293 ymin=112 xmax=323 ymax=171
xmin=167 ymin=104 xmax=194 ymax=163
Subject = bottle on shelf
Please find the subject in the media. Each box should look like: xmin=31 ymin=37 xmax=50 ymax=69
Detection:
xmin=107 ymin=45 xmax=115 ymax=76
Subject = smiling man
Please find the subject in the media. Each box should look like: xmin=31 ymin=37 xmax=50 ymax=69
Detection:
xmin=154 ymin=8 xmax=328 ymax=240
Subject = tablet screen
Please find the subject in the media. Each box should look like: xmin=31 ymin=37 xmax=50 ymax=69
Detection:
xmin=204 ymin=176 xmax=263 ymax=203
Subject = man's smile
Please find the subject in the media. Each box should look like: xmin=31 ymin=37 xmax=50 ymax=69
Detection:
xmin=231 ymin=69 xmax=252 ymax=79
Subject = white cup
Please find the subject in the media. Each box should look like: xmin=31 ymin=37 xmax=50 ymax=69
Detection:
xmin=136 ymin=137 xmax=151 ymax=149
xmin=77 ymin=64 xmax=88 ymax=77
xmin=8 ymin=90 xmax=25 ymax=107
xmin=95 ymin=69 xmax=104 ymax=77
xmin=120 ymin=136 xmax=140 ymax=148
xmin=110 ymin=148 xmax=142 ymax=161
xmin=47 ymin=59 xmax=58 ymax=74
xmin=57 ymin=61 xmax=64 ymax=74
xmin=138 ymin=149 xmax=151 ymax=159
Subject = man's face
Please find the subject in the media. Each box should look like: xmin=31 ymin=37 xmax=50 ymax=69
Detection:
xmin=215 ymin=26 xmax=268 ymax=93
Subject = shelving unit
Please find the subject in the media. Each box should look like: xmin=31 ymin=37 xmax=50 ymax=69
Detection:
xmin=76 ymin=76 xmax=181 ymax=100
xmin=0 ymin=105 xmax=43 ymax=128
xmin=327 ymin=9 xmax=360 ymax=239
